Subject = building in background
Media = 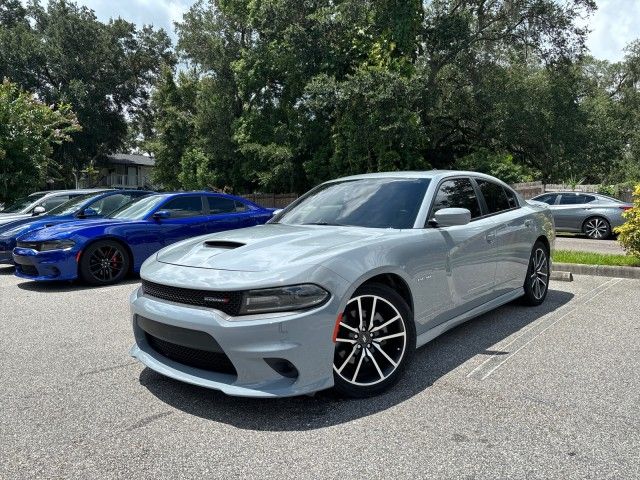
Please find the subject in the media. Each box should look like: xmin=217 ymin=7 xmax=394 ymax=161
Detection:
xmin=83 ymin=154 xmax=156 ymax=190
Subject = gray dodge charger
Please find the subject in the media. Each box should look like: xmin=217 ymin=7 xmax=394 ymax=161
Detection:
xmin=130 ymin=171 xmax=555 ymax=398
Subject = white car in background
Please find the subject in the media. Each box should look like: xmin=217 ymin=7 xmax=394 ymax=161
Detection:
xmin=0 ymin=189 xmax=108 ymax=226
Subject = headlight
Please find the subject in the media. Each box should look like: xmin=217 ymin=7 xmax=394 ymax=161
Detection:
xmin=239 ymin=284 xmax=330 ymax=314
xmin=16 ymin=239 xmax=75 ymax=251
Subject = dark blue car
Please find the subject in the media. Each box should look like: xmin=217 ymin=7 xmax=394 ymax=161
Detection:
xmin=13 ymin=192 xmax=274 ymax=285
xmin=0 ymin=190 xmax=149 ymax=264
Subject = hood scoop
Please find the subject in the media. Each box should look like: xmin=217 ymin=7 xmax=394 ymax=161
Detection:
xmin=204 ymin=240 xmax=245 ymax=249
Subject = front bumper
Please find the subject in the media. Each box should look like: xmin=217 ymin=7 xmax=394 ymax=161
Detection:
xmin=12 ymin=247 xmax=78 ymax=281
xmin=130 ymin=270 xmax=350 ymax=398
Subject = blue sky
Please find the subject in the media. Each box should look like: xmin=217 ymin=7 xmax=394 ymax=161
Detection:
xmin=24 ymin=0 xmax=640 ymax=62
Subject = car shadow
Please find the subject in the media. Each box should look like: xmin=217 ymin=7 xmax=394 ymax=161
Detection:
xmin=0 ymin=265 xmax=14 ymax=276
xmin=16 ymin=277 xmax=141 ymax=293
xmin=139 ymin=288 xmax=574 ymax=431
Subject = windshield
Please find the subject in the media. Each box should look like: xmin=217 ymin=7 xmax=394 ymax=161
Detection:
xmin=108 ymin=195 xmax=166 ymax=220
xmin=277 ymin=178 xmax=431 ymax=229
xmin=47 ymin=193 xmax=97 ymax=216
xmin=1 ymin=193 xmax=45 ymax=213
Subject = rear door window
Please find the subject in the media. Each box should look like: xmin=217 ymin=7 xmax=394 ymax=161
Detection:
xmin=206 ymin=196 xmax=237 ymax=214
xmin=476 ymin=180 xmax=511 ymax=214
xmin=161 ymin=196 xmax=205 ymax=218
xmin=534 ymin=194 xmax=557 ymax=205
xmin=431 ymin=178 xmax=482 ymax=219
xmin=559 ymin=194 xmax=594 ymax=205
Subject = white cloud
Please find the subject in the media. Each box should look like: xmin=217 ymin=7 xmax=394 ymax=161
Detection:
xmin=20 ymin=0 xmax=195 ymax=41
xmin=586 ymin=0 xmax=640 ymax=61
xmin=20 ymin=0 xmax=640 ymax=62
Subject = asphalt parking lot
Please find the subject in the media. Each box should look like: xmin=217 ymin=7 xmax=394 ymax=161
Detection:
xmin=1 ymin=267 xmax=639 ymax=479
xmin=555 ymin=235 xmax=625 ymax=255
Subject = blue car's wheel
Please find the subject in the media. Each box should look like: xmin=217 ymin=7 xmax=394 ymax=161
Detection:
xmin=333 ymin=283 xmax=415 ymax=398
xmin=79 ymin=240 xmax=130 ymax=285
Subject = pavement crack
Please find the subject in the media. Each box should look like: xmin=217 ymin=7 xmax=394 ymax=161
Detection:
xmin=126 ymin=411 xmax=173 ymax=431
xmin=78 ymin=361 xmax=137 ymax=377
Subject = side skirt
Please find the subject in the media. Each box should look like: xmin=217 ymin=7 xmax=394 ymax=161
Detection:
xmin=416 ymin=288 xmax=524 ymax=348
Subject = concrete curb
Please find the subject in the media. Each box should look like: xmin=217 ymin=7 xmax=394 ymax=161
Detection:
xmin=550 ymin=271 xmax=573 ymax=282
xmin=553 ymin=262 xmax=640 ymax=280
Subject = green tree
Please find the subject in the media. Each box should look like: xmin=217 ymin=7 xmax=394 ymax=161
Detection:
xmin=0 ymin=79 xmax=80 ymax=203
xmin=149 ymin=0 xmax=607 ymax=193
xmin=0 ymin=0 xmax=175 ymax=179
xmin=146 ymin=68 xmax=199 ymax=189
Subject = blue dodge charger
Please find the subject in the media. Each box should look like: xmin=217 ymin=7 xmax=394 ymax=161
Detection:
xmin=13 ymin=192 xmax=274 ymax=285
xmin=0 ymin=190 xmax=149 ymax=264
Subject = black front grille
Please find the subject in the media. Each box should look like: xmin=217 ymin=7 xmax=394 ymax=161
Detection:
xmin=146 ymin=334 xmax=238 ymax=376
xmin=141 ymin=280 xmax=243 ymax=315
xmin=17 ymin=264 xmax=38 ymax=276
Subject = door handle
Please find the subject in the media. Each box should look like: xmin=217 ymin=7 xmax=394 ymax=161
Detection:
xmin=485 ymin=232 xmax=496 ymax=243
xmin=524 ymin=219 xmax=534 ymax=229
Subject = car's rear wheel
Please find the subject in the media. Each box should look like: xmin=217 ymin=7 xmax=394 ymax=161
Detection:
xmin=333 ymin=283 xmax=415 ymax=398
xmin=583 ymin=216 xmax=611 ymax=239
xmin=521 ymin=241 xmax=550 ymax=306
xmin=79 ymin=240 xmax=130 ymax=285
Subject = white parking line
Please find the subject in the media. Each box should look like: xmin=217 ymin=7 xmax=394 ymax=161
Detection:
xmin=467 ymin=278 xmax=624 ymax=380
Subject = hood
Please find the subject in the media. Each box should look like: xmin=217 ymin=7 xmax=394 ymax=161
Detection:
xmin=0 ymin=215 xmax=76 ymax=239
xmin=156 ymin=224 xmax=392 ymax=272
xmin=17 ymin=218 xmax=132 ymax=241
xmin=0 ymin=213 xmax=32 ymax=225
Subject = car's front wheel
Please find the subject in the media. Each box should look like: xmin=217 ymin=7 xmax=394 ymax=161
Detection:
xmin=79 ymin=240 xmax=130 ymax=286
xmin=521 ymin=241 xmax=550 ymax=306
xmin=332 ymin=283 xmax=415 ymax=398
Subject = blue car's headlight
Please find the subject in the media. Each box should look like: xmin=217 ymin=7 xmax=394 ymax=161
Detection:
xmin=239 ymin=284 xmax=330 ymax=314
xmin=16 ymin=239 xmax=75 ymax=252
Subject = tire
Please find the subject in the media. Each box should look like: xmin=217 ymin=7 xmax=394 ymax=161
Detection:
xmin=333 ymin=283 xmax=415 ymax=398
xmin=79 ymin=240 xmax=130 ymax=286
xmin=583 ymin=216 xmax=611 ymax=240
xmin=521 ymin=241 xmax=550 ymax=306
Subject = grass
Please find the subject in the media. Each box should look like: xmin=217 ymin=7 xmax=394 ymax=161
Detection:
xmin=553 ymin=249 xmax=640 ymax=267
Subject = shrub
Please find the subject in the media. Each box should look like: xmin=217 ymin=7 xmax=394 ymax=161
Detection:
xmin=615 ymin=184 xmax=640 ymax=259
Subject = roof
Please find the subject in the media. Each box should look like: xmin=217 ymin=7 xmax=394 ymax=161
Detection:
xmin=331 ymin=170 xmax=507 ymax=183
xmin=43 ymin=189 xmax=110 ymax=197
xmin=107 ymin=153 xmax=155 ymax=167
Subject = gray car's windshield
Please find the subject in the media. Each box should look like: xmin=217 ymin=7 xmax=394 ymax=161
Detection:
xmin=47 ymin=193 xmax=97 ymax=216
xmin=277 ymin=178 xmax=430 ymax=229
xmin=108 ymin=195 xmax=166 ymax=220
xmin=1 ymin=193 xmax=45 ymax=213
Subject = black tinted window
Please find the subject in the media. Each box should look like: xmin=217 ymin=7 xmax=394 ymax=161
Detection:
xmin=534 ymin=194 xmax=557 ymax=205
xmin=559 ymin=194 xmax=595 ymax=205
xmin=477 ymin=180 xmax=511 ymax=214
xmin=235 ymin=201 xmax=249 ymax=212
xmin=207 ymin=196 xmax=237 ymax=214
xmin=278 ymin=178 xmax=430 ymax=229
xmin=161 ymin=196 xmax=203 ymax=218
xmin=504 ymin=188 xmax=519 ymax=208
xmin=431 ymin=179 xmax=481 ymax=219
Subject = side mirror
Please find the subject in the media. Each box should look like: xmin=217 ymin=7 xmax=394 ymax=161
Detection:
xmin=33 ymin=206 xmax=46 ymax=216
xmin=153 ymin=210 xmax=170 ymax=220
xmin=82 ymin=207 xmax=99 ymax=218
xmin=272 ymin=209 xmax=283 ymax=217
xmin=432 ymin=208 xmax=471 ymax=227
